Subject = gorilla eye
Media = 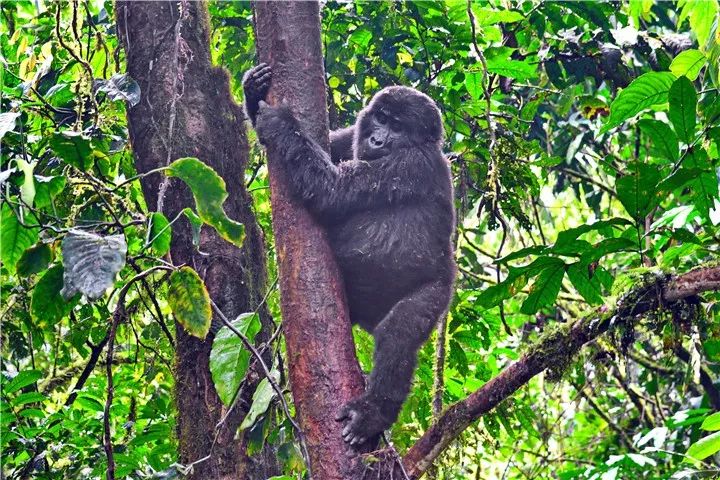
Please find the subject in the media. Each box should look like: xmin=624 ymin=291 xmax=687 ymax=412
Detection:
xmin=375 ymin=111 xmax=388 ymax=124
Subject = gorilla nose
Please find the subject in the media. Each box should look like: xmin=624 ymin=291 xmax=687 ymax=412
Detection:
xmin=370 ymin=136 xmax=383 ymax=147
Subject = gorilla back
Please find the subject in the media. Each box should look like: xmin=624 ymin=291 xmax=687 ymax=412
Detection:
xmin=246 ymin=68 xmax=455 ymax=446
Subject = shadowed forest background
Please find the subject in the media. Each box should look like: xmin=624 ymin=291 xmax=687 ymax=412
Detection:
xmin=2 ymin=1 xmax=720 ymax=479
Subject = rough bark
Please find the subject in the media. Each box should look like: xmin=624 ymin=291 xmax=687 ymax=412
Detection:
xmin=401 ymin=265 xmax=720 ymax=478
xmin=252 ymin=2 xmax=366 ymax=478
xmin=116 ymin=2 xmax=275 ymax=478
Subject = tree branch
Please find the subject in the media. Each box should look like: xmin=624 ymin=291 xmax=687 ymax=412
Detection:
xmin=402 ymin=265 xmax=720 ymax=478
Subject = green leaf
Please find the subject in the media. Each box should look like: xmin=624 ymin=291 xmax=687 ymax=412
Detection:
xmin=680 ymin=0 xmax=719 ymax=47
xmin=567 ymin=262 xmax=603 ymax=305
xmin=701 ymin=412 xmax=720 ymax=431
xmin=166 ymin=158 xmax=245 ymax=248
xmin=1 ymin=203 xmax=38 ymax=273
xmin=685 ymin=149 xmax=718 ymax=221
xmin=465 ymin=71 xmax=483 ymax=100
xmin=616 ymin=163 xmax=662 ymax=221
xmin=4 ymin=370 xmax=42 ymax=394
xmin=15 ymin=158 xmax=36 ymax=207
xmin=601 ymin=72 xmax=676 ymax=133
xmin=34 ymin=175 xmax=66 ymax=208
xmin=209 ymin=312 xmax=262 ymax=406
xmin=668 ymin=76 xmax=697 ymax=143
xmin=520 ymin=259 xmax=565 ymax=314
xmin=148 ymin=212 xmax=172 ymax=256
xmin=239 ymin=371 xmax=280 ymax=431
xmin=637 ymin=119 xmax=679 ymax=162
xmin=669 ymin=49 xmax=707 ymax=81
xmin=31 ymin=264 xmax=78 ymax=326
xmin=16 ymin=242 xmax=53 ymax=277
xmin=687 ymin=431 xmax=720 ymax=460
xmin=486 ymin=58 xmax=538 ymax=81
xmin=167 ymin=266 xmax=212 ymax=339
xmin=473 ymin=7 xmax=524 ymax=25
xmin=12 ymin=391 xmax=47 ymax=407
xmin=183 ymin=207 xmax=203 ymax=247
xmin=50 ymin=131 xmax=92 ymax=170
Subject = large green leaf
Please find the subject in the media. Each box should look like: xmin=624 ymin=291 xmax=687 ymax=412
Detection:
xmin=637 ymin=119 xmax=679 ymax=162
xmin=167 ymin=266 xmax=212 ymax=339
xmin=520 ymin=259 xmax=565 ymax=314
xmin=687 ymin=431 xmax=720 ymax=460
xmin=601 ymin=72 xmax=676 ymax=133
xmin=701 ymin=412 xmax=720 ymax=431
xmin=148 ymin=212 xmax=172 ymax=256
xmin=616 ymin=163 xmax=662 ymax=221
xmin=4 ymin=370 xmax=42 ymax=394
xmin=166 ymin=158 xmax=245 ymax=248
xmin=486 ymin=58 xmax=538 ymax=81
xmin=50 ymin=131 xmax=92 ymax=170
xmin=465 ymin=71 xmax=483 ymax=100
xmin=209 ymin=312 xmax=262 ymax=406
xmin=685 ymin=148 xmax=719 ymax=221
xmin=669 ymin=49 xmax=707 ymax=81
xmin=567 ymin=262 xmax=603 ymax=305
xmin=668 ymin=76 xmax=697 ymax=143
xmin=16 ymin=242 xmax=53 ymax=277
xmin=30 ymin=264 xmax=78 ymax=326
xmin=1 ymin=203 xmax=38 ymax=273
xmin=239 ymin=371 xmax=280 ymax=431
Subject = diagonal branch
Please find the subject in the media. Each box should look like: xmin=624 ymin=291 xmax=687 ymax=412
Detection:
xmin=402 ymin=264 xmax=720 ymax=478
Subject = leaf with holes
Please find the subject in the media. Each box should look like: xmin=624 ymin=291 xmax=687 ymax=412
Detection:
xmin=167 ymin=266 xmax=212 ymax=339
xmin=166 ymin=158 xmax=245 ymax=248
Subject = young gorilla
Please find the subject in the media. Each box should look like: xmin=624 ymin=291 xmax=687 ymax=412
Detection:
xmin=243 ymin=64 xmax=455 ymax=446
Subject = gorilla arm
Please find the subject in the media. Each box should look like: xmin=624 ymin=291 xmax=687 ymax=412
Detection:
xmin=255 ymin=102 xmax=426 ymax=220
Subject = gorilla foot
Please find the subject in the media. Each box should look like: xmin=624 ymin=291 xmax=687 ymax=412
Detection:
xmin=335 ymin=396 xmax=388 ymax=447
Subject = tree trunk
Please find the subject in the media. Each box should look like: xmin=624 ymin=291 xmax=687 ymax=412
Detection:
xmin=252 ymin=2 xmax=366 ymax=478
xmin=116 ymin=2 xmax=276 ymax=478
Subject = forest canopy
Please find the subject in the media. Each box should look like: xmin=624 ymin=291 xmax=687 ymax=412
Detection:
xmin=2 ymin=1 xmax=720 ymax=479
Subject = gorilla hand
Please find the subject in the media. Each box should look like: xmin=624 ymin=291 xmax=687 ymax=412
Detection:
xmin=242 ymin=63 xmax=272 ymax=126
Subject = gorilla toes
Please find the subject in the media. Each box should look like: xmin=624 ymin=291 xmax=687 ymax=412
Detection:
xmin=335 ymin=397 xmax=387 ymax=447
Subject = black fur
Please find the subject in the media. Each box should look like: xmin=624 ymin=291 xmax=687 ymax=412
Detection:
xmin=245 ymin=66 xmax=455 ymax=446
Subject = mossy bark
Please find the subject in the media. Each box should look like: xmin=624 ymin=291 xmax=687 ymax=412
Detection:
xmin=117 ymin=2 xmax=275 ymax=478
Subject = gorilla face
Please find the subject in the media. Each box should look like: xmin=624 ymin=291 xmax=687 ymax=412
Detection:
xmin=355 ymin=86 xmax=444 ymax=162
xmin=358 ymin=109 xmax=405 ymax=160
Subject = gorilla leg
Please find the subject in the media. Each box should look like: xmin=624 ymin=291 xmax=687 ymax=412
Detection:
xmin=337 ymin=280 xmax=451 ymax=445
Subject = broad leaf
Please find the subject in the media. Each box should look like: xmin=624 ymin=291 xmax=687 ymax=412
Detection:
xmin=60 ymin=230 xmax=127 ymax=300
xmin=167 ymin=266 xmax=212 ymax=339
xmin=148 ymin=212 xmax=172 ymax=256
xmin=166 ymin=158 xmax=245 ymax=248
xmin=1 ymin=203 xmax=38 ymax=273
xmin=31 ymin=264 xmax=78 ymax=326
xmin=687 ymin=431 xmax=720 ymax=460
xmin=637 ymin=119 xmax=679 ymax=162
xmin=601 ymin=72 xmax=676 ymax=132
xmin=4 ymin=370 xmax=42 ymax=394
xmin=520 ymin=259 xmax=565 ymax=314
xmin=567 ymin=262 xmax=603 ymax=305
xmin=668 ymin=76 xmax=697 ymax=143
xmin=616 ymin=163 xmax=662 ymax=221
xmin=486 ymin=58 xmax=538 ymax=81
xmin=209 ymin=312 xmax=262 ymax=406
xmin=669 ymin=49 xmax=706 ymax=81
xmin=0 ymin=111 xmax=20 ymax=139
xmin=685 ymin=148 xmax=718 ymax=222
xmin=50 ymin=131 xmax=92 ymax=170
xmin=16 ymin=242 xmax=53 ymax=277
xmin=465 ymin=71 xmax=483 ymax=100
xmin=95 ymin=73 xmax=141 ymax=106
xmin=701 ymin=412 xmax=720 ymax=431
xmin=239 ymin=371 xmax=280 ymax=430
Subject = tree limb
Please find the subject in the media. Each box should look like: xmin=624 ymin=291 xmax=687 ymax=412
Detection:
xmin=402 ymin=265 xmax=720 ymax=478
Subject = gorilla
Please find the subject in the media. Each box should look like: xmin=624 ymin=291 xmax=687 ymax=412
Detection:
xmin=243 ymin=64 xmax=455 ymax=446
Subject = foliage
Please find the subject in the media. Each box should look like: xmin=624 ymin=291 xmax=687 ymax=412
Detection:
xmin=1 ymin=1 xmax=720 ymax=479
